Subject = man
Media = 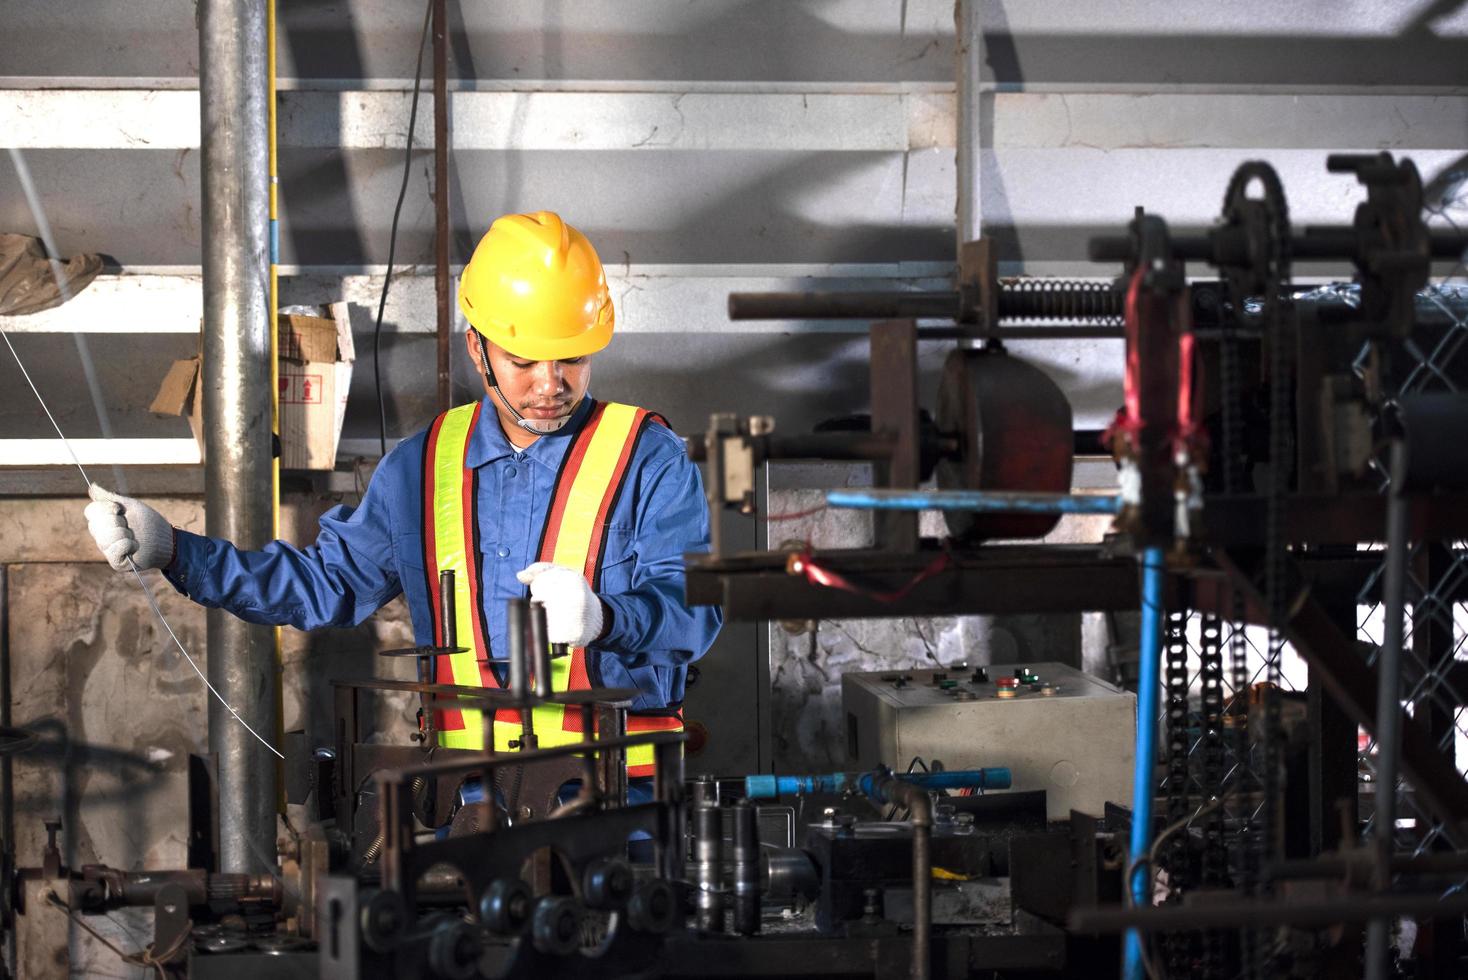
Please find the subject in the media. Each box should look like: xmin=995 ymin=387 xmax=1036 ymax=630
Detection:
xmin=84 ymin=210 xmax=721 ymax=779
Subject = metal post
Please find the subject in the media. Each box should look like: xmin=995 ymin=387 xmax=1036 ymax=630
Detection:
xmin=732 ymin=800 xmax=759 ymax=936
xmin=955 ymin=0 xmax=983 ymax=247
xmin=692 ymin=803 xmax=724 ymax=934
xmin=199 ymin=0 xmax=277 ymax=875
xmin=438 ymin=569 xmax=457 ymax=648
xmin=529 ymin=603 xmax=552 ymax=701
xmin=432 ymin=0 xmax=451 ymax=413
xmin=1365 ymin=440 xmax=1410 ymax=980
xmin=507 ymin=600 xmax=529 ymax=700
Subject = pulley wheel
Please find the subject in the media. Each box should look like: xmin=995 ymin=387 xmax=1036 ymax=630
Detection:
xmin=936 ymin=347 xmax=1073 ymax=541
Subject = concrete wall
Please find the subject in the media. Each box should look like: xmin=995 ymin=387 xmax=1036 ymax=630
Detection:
xmin=2 ymin=493 xmax=416 ymax=977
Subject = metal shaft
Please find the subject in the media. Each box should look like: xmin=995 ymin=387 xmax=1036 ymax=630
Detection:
xmin=199 ymin=0 xmax=277 ymax=875
xmin=955 ymin=0 xmax=983 ymax=248
xmin=508 ymin=599 xmax=534 ymax=741
xmin=692 ymin=802 xmax=724 ymax=934
xmin=438 ymin=569 xmax=456 ymax=648
xmin=1366 ymin=440 xmax=1410 ymax=980
xmin=732 ymin=800 xmax=759 ymax=936
xmin=529 ymin=601 xmax=553 ymax=699
xmin=507 ymin=599 xmax=529 ymax=699
xmin=432 ymin=0 xmax=450 ymax=414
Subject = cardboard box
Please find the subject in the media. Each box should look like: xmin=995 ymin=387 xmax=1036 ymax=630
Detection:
xmin=150 ymin=302 xmax=354 ymax=470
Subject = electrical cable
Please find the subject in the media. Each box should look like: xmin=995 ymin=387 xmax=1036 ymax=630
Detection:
xmin=787 ymin=547 xmax=952 ymax=604
xmin=372 ymin=0 xmax=435 ymax=458
xmin=2 ymin=324 xmax=285 ymax=762
xmin=3 ymin=151 xmax=285 ymax=763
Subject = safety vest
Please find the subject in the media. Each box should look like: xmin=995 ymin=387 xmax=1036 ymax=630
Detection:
xmin=420 ymin=399 xmax=684 ymax=778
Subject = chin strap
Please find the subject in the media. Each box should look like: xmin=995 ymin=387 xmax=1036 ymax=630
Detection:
xmin=473 ymin=330 xmax=578 ymax=434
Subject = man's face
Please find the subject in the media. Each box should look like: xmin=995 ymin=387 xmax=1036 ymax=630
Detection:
xmin=465 ymin=331 xmax=592 ymax=439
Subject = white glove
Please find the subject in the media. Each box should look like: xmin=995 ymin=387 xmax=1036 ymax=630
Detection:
xmin=84 ymin=484 xmax=176 ymax=571
xmin=515 ymin=562 xmax=604 ymax=647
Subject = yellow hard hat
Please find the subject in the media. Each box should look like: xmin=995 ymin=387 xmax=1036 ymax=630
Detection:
xmin=457 ymin=211 xmax=614 ymax=362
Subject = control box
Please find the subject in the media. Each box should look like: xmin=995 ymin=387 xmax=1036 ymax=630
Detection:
xmin=841 ymin=662 xmax=1136 ymax=822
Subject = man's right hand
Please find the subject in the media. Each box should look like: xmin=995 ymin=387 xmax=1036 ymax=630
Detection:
xmin=85 ymin=484 xmax=176 ymax=571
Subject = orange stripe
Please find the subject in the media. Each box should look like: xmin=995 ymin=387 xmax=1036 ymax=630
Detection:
xmin=537 ymin=403 xmax=606 ymax=563
xmin=626 ymin=712 xmax=683 ymax=732
xmin=422 ymin=412 xmax=465 ymax=734
xmin=582 ymin=409 xmax=647 ymax=580
xmin=561 ymin=409 xmax=649 ymax=731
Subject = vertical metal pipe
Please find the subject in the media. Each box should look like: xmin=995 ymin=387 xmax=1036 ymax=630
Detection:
xmin=529 ymin=602 xmax=553 ymax=700
xmin=1125 ymin=547 xmax=1167 ymax=980
xmin=1365 ymin=441 xmax=1410 ymax=980
xmin=199 ymin=0 xmax=277 ymax=875
xmin=955 ymin=0 xmax=983 ymax=248
xmin=438 ymin=569 xmax=457 ymax=648
xmin=432 ymin=0 xmax=451 ymax=413
xmin=909 ymin=805 xmax=932 ymax=980
xmin=506 ymin=599 xmax=534 ymax=744
xmin=507 ymin=600 xmax=529 ymax=699
xmin=692 ymin=802 xmax=725 ymax=933
xmin=732 ymin=799 xmax=759 ymax=935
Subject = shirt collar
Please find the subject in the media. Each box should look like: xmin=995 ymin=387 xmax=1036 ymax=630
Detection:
xmin=463 ymin=394 xmax=595 ymax=470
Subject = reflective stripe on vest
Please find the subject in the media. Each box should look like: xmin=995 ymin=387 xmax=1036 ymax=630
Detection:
xmin=421 ymin=400 xmax=683 ymax=778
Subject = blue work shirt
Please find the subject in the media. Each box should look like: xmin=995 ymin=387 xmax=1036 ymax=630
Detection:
xmin=164 ymin=396 xmax=722 ymax=710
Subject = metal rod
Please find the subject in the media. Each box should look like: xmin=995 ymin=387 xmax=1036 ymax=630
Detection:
xmin=692 ymin=802 xmax=724 ymax=933
xmin=529 ymin=600 xmax=552 ymax=700
xmin=732 ymin=800 xmax=759 ymax=936
xmin=883 ymin=779 xmax=932 ymax=980
xmin=1125 ymin=547 xmax=1166 ymax=980
xmin=438 ymin=568 xmax=456 ymax=649
xmin=955 ymin=0 xmax=982 ymax=248
xmin=727 ymin=291 xmax=959 ymax=322
xmin=508 ymin=598 xmax=534 ymax=742
xmin=507 ymin=599 xmax=529 ymax=700
xmin=1089 ymin=228 xmax=1466 ymax=265
xmin=432 ymin=0 xmax=450 ymax=414
xmin=1366 ymin=439 xmax=1410 ymax=980
xmin=200 ymin=0 xmax=278 ymax=875
xmin=825 ymin=489 xmax=1123 ymax=515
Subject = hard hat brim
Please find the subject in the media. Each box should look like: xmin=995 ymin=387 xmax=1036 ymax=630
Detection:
xmin=461 ymin=303 xmax=614 ymax=363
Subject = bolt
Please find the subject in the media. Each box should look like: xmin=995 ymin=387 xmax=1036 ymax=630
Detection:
xmin=862 ymin=888 xmax=881 ymax=919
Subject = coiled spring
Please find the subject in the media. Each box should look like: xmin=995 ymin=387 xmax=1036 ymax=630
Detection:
xmin=997 ymin=278 xmax=1123 ymax=323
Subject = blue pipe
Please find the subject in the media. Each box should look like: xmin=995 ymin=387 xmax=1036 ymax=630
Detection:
xmin=1125 ymin=547 xmax=1166 ymax=980
xmin=825 ymin=489 xmax=1123 ymax=515
xmin=744 ymin=767 xmax=1011 ymax=801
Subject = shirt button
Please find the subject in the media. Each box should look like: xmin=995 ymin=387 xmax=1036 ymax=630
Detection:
xmin=505 ymin=466 xmax=517 ymax=479
xmin=496 ymin=547 xmax=510 ymax=558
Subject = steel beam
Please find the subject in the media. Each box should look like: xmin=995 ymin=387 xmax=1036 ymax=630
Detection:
xmin=199 ymin=0 xmax=277 ymax=875
xmin=686 ymin=546 xmax=1141 ymax=618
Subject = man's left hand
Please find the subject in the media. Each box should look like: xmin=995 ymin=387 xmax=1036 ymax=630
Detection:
xmin=515 ymin=562 xmax=604 ymax=647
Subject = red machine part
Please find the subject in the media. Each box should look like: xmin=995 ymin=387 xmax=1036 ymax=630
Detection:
xmin=935 ymin=346 xmax=1074 ymax=541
